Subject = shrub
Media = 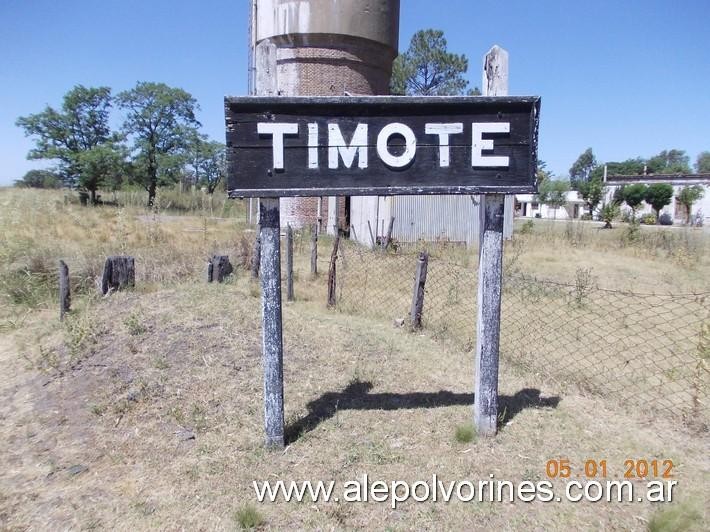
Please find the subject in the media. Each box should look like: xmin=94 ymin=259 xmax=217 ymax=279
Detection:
xmin=519 ymin=219 xmax=534 ymax=234
xmin=455 ymin=424 xmax=476 ymax=443
xmin=234 ymin=505 xmax=264 ymax=529
xmin=579 ymin=213 xmax=592 ymax=221
xmin=659 ymin=213 xmax=673 ymax=226
xmin=639 ymin=213 xmax=657 ymax=225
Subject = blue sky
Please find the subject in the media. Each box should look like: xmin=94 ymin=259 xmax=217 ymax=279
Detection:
xmin=1 ymin=0 xmax=709 ymax=185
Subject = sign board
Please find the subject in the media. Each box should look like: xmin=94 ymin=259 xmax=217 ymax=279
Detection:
xmin=225 ymin=96 xmax=540 ymax=197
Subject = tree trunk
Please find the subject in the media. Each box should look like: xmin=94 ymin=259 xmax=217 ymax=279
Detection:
xmin=90 ymin=189 xmax=97 ymax=205
xmin=148 ymin=179 xmax=157 ymax=207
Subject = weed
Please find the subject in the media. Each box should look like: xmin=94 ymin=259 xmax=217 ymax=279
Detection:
xmin=124 ymin=312 xmax=147 ymax=336
xmin=572 ymin=267 xmax=594 ymax=307
xmin=647 ymin=502 xmax=702 ymax=532
xmin=234 ymin=505 xmax=264 ymax=530
xmin=455 ymin=424 xmax=476 ymax=443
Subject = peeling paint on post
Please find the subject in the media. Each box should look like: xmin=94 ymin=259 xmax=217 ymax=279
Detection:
xmin=259 ymin=198 xmax=285 ymax=448
xmin=474 ymin=45 xmax=509 ymax=437
xmin=255 ymin=38 xmax=284 ymax=449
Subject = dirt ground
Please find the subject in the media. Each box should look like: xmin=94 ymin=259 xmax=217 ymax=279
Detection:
xmin=1 ymin=277 xmax=707 ymax=530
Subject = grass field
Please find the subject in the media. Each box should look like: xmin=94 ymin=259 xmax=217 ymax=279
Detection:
xmin=0 ymin=188 xmax=708 ymax=530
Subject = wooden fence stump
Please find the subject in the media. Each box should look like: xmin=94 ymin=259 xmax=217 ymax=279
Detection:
xmin=286 ymin=225 xmax=294 ymax=301
xmin=59 ymin=260 xmax=70 ymax=320
xmin=310 ymin=224 xmax=318 ymax=276
xmin=409 ymin=252 xmax=429 ymax=329
xmin=100 ymin=256 xmax=135 ymax=295
xmin=327 ymin=233 xmax=340 ymax=308
xmin=207 ymin=255 xmax=233 ymax=283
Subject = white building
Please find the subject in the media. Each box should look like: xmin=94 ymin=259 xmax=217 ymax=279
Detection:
xmin=515 ymin=191 xmax=587 ymax=220
xmin=603 ymin=174 xmax=710 ymax=224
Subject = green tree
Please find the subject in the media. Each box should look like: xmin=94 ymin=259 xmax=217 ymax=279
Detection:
xmin=695 ymin=151 xmax=710 ymax=173
xmin=600 ymin=202 xmax=620 ymax=229
xmin=569 ymin=148 xmax=597 ymax=190
xmin=14 ymin=169 xmax=61 ymax=189
xmin=643 ymin=183 xmax=674 ymax=222
xmin=391 ymin=29 xmax=476 ymax=96
xmin=677 ymin=185 xmax=705 ymax=225
xmin=538 ymin=179 xmax=570 ymax=219
xmin=606 ymin=158 xmax=646 ymax=176
xmin=646 ymin=149 xmax=691 ymax=174
xmin=536 ymin=160 xmax=552 ymax=187
xmin=577 ymin=177 xmax=603 ymax=218
xmin=622 ymin=183 xmax=648 ymax=220
xmin=76 ymin=143 xmax=130 ymax=199
xmin=16 ymin=85 xmax=115 ymax=195
xmin=186 ymin=134 xmax=226 ymax=194
xmin=116 ymin=82 xmax=200 ymax=206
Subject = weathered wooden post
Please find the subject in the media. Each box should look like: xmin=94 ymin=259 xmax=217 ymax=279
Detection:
xmin=327 ymin=233 xmax=340 ymax=308
xmin=383 ymin=216 xmax=395 ymax=250
xmin=100 ymin=256 xmax=135 ymax=296
xmin=251 ymin=233 xmax=261 ymax=279
xmin=409 ymin=252 xmax=428 ymax=329
xmin=59 ymin=260 xmax=70 ymax=320
xmin=255 ymin=38 xmax=285 ymax=448
xmin=207 ymin=255 xmax=233 ymax=283
xmin=310 ymin=224 xmax=318 ymax=276
xmin=286 ymin=224 xmax=294 ymax=301
xmin=474 ymin=45 xmax=509 ymax=437
xmin=367 ymin=220 xmax=376 ymax=249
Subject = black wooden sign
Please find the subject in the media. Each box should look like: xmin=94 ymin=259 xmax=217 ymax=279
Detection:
xmin=225 ymin=96 xmax=540 ymax=197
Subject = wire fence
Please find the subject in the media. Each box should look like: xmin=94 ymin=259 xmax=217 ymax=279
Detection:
xmin=334 ymin=241 xmax=710 ymax=426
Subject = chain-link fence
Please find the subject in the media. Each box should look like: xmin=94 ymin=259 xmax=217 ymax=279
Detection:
xmin=334 ymin=241 xmax=709 ymax=426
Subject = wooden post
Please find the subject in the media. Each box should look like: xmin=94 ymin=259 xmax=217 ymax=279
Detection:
xmin=409 ymin=252 xmax=428 ymax=329
xmin=259 ymin=198 xmax=284 ymax=448
xmin=59 ymin=260 xmax=70 ymax=320
xmin=251 ymin=233 xmax=261 ymax=279
xmin=255 ymin=38 xmax=284 ymax=448
xmin=327 ymin=233 xmax=340 ymax=308
xmin=310 ymin=224 xmax=318 ymax=276
xmin=474 ymin=45 xmax=508 ymax=437
xmin=207 ymin=255 xmax=233 ymax=283
xmin=367 ymin=220 xmax=376 ymax=249
xmin=383 ymin=216 xmax=395 ymax=250
xmin=286 ymin=224 xmax=294 ymax=301
xmin=100 ymin=256 xmax=135 ymax=296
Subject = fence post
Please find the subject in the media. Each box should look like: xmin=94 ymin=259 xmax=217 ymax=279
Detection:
xmin=310 ymin=224 xmax=318 ymax=276
xmin=367 ymin=220 xmax=376 ymax=249
xmin=327 ymin=233 xmax=340 ymax=308
xmin=59 ymin=260 xmax=70 ymax=320
xmin=383 ymin=216 xmax=395 ymax=250
xmin=410 ymin=252 xmax=429 ymax=329
xmin=474 ymin=44 xmax=508 ymax=437
xmin=286 ymin=224 xmax=294 ymax=301
xmin=251 ymin=232 xmax=261 ymax=279
xmin=100 ymin=256 xmax=135 ymax=295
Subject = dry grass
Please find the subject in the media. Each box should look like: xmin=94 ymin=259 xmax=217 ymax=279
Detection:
xmin=0 ymin=188 xmax=708 ymax=530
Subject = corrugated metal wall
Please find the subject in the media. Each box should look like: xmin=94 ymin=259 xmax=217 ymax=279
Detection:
xmin=350 ymin=194 xmax=515 ymax=247
xmin=391 ymin=195 xmax=481 ymax=245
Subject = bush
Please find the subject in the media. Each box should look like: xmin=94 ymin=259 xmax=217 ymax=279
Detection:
xmin=455 ymin=424 xmax=476 ymax=443
xmin=579 ymin=213 xmax=592 ymax=221
xmin=639 ymin=213 xmax=657 ymax=225
xmin=519 ymin=219 xmax=534 ymax=234
xmin=659 ymin=213 xmax=673 ymax=226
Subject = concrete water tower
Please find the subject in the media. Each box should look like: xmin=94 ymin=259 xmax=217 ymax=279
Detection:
xmin=251 ymin=0 xmax=400 ymax=231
